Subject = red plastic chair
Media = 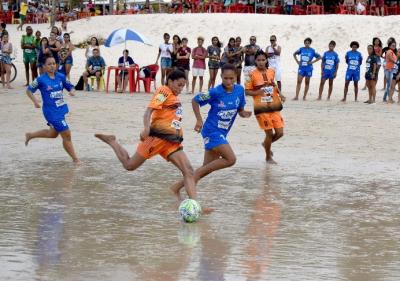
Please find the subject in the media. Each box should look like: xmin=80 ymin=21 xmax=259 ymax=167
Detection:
xmin=267 ymin=6 xmax=283 ymax=14
xmin=386 ymin=5 xmax=397 ymax=15
xmin=292 ymin=5 xmax=306 ymax=15
xmin=306 ymin=5 xmax=323 ymax=15
xmin=136 ymin=64 xmax=159 ymax=93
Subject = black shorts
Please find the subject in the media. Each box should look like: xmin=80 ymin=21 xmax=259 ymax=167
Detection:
xmin=88 ymin=70 xmax=102 ymax=77
xmin=365 ymin=73 xmax=377 ymax=81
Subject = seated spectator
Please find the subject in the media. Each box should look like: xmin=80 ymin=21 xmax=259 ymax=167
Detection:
xmin=170 ymin=0 xmax=182 ymax=13
xmin=284 ymin=0 xmax=294 ymax=14
xmin=117 ymin=49 xmax=135 ymax=93
xmin=356 ymin=0 xmax=366 ymax=14
xmin=82 ymin=48 xmax=106 ymax=91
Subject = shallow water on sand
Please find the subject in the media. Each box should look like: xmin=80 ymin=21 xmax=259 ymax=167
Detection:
xmin=1 ymin=157 xmax=399 ymax=281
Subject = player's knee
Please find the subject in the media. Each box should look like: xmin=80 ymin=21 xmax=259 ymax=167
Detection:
xmin=182 ymin=164 xmax=194 ymax=177
xmin=124 ymin=163 xmax=136 ymax=171
xmin=276 ymin=130 xmax=284 ymax=139
xmin=225 ymin=155 xmax=236 ymax=167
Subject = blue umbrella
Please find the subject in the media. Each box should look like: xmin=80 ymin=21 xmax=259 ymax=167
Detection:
xmin=104 ymin=28 xmax=151 ymax=48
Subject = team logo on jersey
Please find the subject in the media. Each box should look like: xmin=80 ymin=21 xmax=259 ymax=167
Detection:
xmin=235 ymin=98 xmax=240 ymax=107
xmin=217 ymin=101 xmax=225 ymax=108
xmin=47 ymin=86 xmax=53 ymax=91
xmin=155 ymin=93 xmax=167 ymax=104
xmin=198 ymin=92 xmax=211 ymax=101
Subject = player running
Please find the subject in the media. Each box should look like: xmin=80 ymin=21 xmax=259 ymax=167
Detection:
xmin=25 ymin=55 xmax=79 ymax=163
xmin=169 ymin=64 xmax=252 ymax=200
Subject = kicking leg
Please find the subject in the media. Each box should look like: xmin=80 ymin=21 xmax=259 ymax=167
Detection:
xmin=25 ymin=127 xmax=59 ymax=146
xmin=95 ymin=133 xmax=146 ymax=171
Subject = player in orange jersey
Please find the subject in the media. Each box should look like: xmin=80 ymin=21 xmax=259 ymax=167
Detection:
xmin=245 ymin=51 xmax=285 ymax=164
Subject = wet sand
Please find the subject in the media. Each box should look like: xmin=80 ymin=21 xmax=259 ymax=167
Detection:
xmin=1 ymin=87 xmax=400 ymax=280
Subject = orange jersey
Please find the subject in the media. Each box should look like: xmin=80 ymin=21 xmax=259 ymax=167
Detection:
xmin=148 ymin=86 xmax=183 ymax=143
xmin=245 ymin=68 xmax=282 ymax=115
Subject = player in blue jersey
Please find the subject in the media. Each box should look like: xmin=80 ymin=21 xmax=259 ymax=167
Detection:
xmin=318 ymin=41 xmax=340 ymax=100
xmin=293 ymin=38 xmax=321 ymax=101
xmin=170 ymin=63 xmax=252 ymax=200
xmin=342 ymin=41 xmax=363 ymax=102
xmin=25 ymin=55 xmax=80 ymax=163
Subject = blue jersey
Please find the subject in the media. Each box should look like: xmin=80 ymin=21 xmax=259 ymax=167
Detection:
xmin=345 ymin=50 xmax=363 ymax=72
xmin=28 ymin=72 xmax=74 ymax=121
xmin=295 ymin=47 xmax=321 ymax=70
xmin=322 ymin=51 xmax=340 ymax=72
xmin=194 ymin=84 xmax=246 ymax=137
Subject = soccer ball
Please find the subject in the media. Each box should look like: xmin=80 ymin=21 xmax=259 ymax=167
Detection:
xmin=179 ymin=199 xmax=201 ymax=223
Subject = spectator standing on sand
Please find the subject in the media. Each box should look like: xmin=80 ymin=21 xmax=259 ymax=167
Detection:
xmin=243 ymin=36 xmax=260 ymax=84
xmin=191 ymin=36 xmax=207 ymax=94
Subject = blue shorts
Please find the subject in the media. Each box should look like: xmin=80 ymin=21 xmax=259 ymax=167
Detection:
xmin=161 ymin=57 xmax=172 ymax=69
xmin=345 ymin=70 xmax=360 ymax=82
xmin=202 ymin=132 xmax=228 ymax=151
xmin=298 ymin=67 xmax=313 ymax=77
xmin=65 ymin=55 xmax=73 ymax=65
xmin=47 ymin=118 xmax=69 ymax=133
xmin=322 ymin=71 xmax=336 ymax=80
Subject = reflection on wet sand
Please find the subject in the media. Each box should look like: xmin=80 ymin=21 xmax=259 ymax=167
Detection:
xmin=1 ymin=160 xmax=400 ymax=280
xmin=243 ymin=170 xmax=281 ymax=281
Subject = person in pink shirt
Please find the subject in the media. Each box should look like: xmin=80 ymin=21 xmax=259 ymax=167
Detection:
xmin=191 ymin=36 xmax=207 ymax=94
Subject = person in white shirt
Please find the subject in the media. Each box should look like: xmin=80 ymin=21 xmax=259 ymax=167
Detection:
xmin=266 ymin=35 xmax=282 ymax=92
xmin=155 ymin=33 xmax=173 ymax=85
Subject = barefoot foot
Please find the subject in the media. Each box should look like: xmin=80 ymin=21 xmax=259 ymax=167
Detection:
xmin=202 ymin=207 xmax=215 ymax=215
xmin=169 ymin=186 xmax=183 ymax=201
xmin=266 ymin=158 xmax=278 ymax=165
xmin=25 ymin=133 xmax=31 ymax=146
xmin=95 ymin=133 xmax=116 ymax=144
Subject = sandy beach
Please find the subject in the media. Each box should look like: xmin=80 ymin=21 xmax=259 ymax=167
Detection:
xmin=1 ymin=14 xmax=400 ymax=281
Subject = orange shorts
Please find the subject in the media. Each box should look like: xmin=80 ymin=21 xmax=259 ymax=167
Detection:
xmin=256 ymin=112 xmax=284 ymax=131
xmin=136 ymin=136 xmax=182 ymax=160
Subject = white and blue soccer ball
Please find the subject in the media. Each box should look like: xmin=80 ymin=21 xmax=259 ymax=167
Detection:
xmin=179 ymin=199 xmax=201 ymax=223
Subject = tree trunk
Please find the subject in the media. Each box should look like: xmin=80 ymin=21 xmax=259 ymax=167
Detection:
xmin=109 ymin=0 xmax=113 ymax=14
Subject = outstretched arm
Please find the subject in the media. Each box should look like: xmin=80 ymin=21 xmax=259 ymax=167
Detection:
xmin=26 ymin=89 xmax=41 ymax=108
xmin=192 ymin=99 xmax=203 ymax=132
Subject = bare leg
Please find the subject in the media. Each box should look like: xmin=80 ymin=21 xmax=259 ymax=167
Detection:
xmin=342 ymin=81 xmax=350 ymax=101
xmin=117 ymin=75 xmax=123 ymax=92
xmin=263 ymin=128 xmax=284 ymax=164
xmin=191 ymin=76 xmax=197 ymax=93
xmin=303 ymin=77 xmax=310 ymax=100
xmin=318 ymin=78 xmax=326 ymax=100
xmin=170 ymin=145 xmax=235 ymax=197
xmin=24 ymin=62 xmax=30 ymax=85
xmin=184 ymin=70 xmax=189 ymax=92
xmin=65 ymin=64 xmax=72 ymax=80
xmin=25 ymin=127 xmax=59 ymax=146
xmin=31 ymin=62 xmax=38 ymax=80
xmin=123 ymin=76 xmax=129 ymax=92
xmin=277 ymin=81 xmax=282 ymax=93
xmin=95 ymin=133 xmax=146 ymax=170
xmin=168 ymin=150 xmax=196 ymax=199
xmin=327 ymin=79 xmax=334 ymax=100
xmin=354 ymin=81 xmax=359 ymax=101
xmin=199 ymin=76 xmax=204 ymax=92
xmin=60 ymin=130 xmax=80 ymax=163
xmin=161 ymin=68 xmax=166 ymax=85
xmin=294 ymin=75 xmax=303 ymax=100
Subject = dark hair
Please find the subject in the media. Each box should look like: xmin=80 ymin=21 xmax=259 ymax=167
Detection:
xmin=172 ymin=35 xmax=182 ymax=45
xmin=44 ymin=54 xmax=55 ymax=63
xmin=367 ymin=44 xmax=376 ymax=56
xmin=221 ymin=63 xmax=237 ymax=74
xmin=270 ymin=35 xmax=277 ymax=40
xmin=372 ymin=37 xmax=382 ymax=48
xmin=387 ymin=37 xmax=396 ymax=46
xmin=255 ymin=50 xmax=268 ymax=60
xmin=90 ymin=37 xmax=99 ymax=46
xmin=182 ymin=37 xmax=188 ymax=42
xmin=329 ymin=40 xmax=336 ymax=46
xmin=304 ymin=37 xmax=312 ymax=44
xmin=167 ymin=69 xmax=186 ymax=82
xmin=63 ymin=33 xmax=70 ymax=38
xmin=163 ymin=33 xmax=170 ymax=38
xmin=236 ymin=36 xmax=241 ymax=41
xmin=40 ymin=37 xmax=49 ymax=45
xmin=350 ymin=41 xmax=359 ymax=48
xmin=211 ymin=36 xmax=222 ymax=48
xmin=123 ymin=49 xmax=129 ymax=54
xmin=0 ymin=23 xmax=6 ymax=29
xmin=228 ymin=37 xmax=235 ymax=47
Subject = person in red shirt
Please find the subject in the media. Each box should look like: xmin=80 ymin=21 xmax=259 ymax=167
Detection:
xmin=176 ymin=37 xmax=191 ymax=93
xmin=191 ymin=36 xmax=207 ymax=94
